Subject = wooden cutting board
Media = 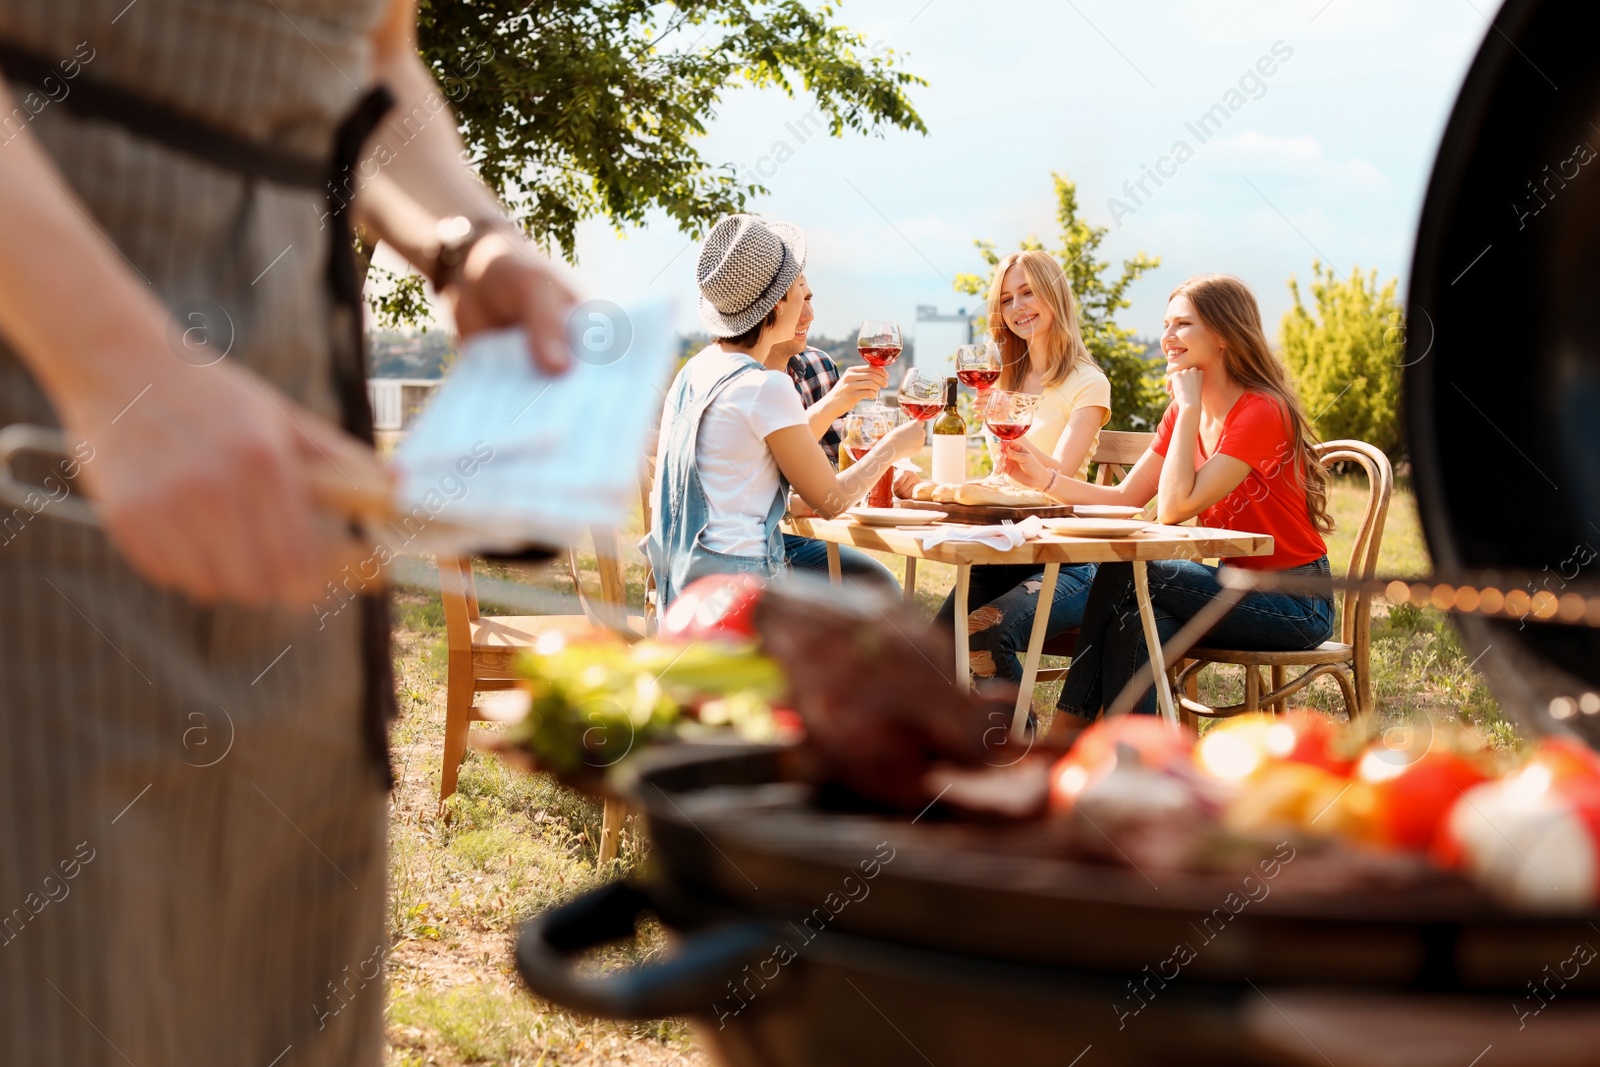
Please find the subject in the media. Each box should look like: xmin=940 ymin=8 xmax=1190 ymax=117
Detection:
xmin=895 ymin=498 xmax=1076 ymax=522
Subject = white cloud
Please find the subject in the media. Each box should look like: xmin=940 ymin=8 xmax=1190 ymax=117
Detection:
xmin=1208 ymin=131 xmax=1388 ymax=189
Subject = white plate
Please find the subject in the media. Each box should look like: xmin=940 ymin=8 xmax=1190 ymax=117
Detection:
xmin=847 ymin=507 xmax=948 ymax=527
xmin=1073 ymin=504 xmax=1146 ymax=519
xmin=1042 ymin=517 xmax=1151 ymax=538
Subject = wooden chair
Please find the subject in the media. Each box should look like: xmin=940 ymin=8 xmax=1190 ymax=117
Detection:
xmin=1034 ymin=430 xmax=1156 ymax=681
xmin=1174 ymin=439 xmax=1393 ymax=722
xmin=438 ymin=533 xmax=643 ymax=862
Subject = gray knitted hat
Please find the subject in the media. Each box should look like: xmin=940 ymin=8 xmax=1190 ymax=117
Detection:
xmin=696 ymin=214 xmax=808 ymax=336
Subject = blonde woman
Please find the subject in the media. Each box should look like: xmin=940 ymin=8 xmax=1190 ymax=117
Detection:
xmin=936 ymin=251 xmax=1111 ymax=702
xmin=1000 ymin=274 xmax=1335 ymax=720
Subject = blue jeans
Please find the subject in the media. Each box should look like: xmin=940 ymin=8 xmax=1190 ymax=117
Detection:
xmin=783 ymin=533 xmax=901 ymax=594
xmin=934 ymin=563 xmax=1097 ymax=685
xmin=1058 ymin=557 xmax=1334 ymax=719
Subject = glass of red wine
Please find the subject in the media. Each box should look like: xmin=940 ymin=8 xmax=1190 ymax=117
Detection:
xmin=982 ymin=390 xmax=1039 ymax=443
xmin=845 ymin=406 xmax=896 ymax=507
xmin=955 ymin=342 xmax=1002 ymax=391
xmin=857 ymin=321 xmax=904 ymax=368
xmin=897 ymin=369 xmax=943 ymax=424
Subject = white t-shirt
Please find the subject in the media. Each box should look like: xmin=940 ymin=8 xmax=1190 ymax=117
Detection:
xmin=693 ymin=360 xmax=809 ymax=556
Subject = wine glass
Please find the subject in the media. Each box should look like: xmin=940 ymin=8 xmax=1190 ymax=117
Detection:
xmin=857 ymin=321 xmax=904 ymax=368
xmin=982 ymin=390 xmax=1039 ymax=442
xmin=842 ymin=409 xmax=887 ymax=464
xmin=955 ymin=342 xmax=1002 ymax=392
xmin=897 ymin=369 xmax=943 ymax=425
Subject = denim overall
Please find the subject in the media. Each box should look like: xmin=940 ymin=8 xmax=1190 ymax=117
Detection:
xmin=648 ymin=348 xmax=790 ymax=608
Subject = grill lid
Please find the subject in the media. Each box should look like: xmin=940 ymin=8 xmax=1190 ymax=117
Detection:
xmin=1407 ymin=0 xmax=1600 ymax=749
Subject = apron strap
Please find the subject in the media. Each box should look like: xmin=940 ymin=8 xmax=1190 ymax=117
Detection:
xmin=0 ymin=38 xmax=327 ymax=189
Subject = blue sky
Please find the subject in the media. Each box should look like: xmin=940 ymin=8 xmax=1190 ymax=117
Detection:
xmin=381 ymin=0 xmax=1492 ymax=345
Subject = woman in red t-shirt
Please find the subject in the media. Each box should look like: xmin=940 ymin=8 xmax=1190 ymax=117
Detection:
xmin=999 ymin=273 xmax=1334 ymax=721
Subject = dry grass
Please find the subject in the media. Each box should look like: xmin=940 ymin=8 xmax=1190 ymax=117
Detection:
xmin=383 ymin=596 xmax=704 ymax=1067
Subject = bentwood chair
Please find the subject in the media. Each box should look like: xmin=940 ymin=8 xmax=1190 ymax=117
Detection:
xmin=438 ymin=535 xmax=643 ymax=862
xmin=1171 ymin=438 xmax=1395 ymax=723
xmin=1174 ymin=440 xmax=1393 ymax=723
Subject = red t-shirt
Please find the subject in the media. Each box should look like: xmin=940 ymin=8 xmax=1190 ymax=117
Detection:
xmin=1152 ymin=392 xmax=1327 ymax=571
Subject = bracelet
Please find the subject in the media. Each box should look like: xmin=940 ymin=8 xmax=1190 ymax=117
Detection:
xmin=1045 ymin=470 xmax=1059 ymax=495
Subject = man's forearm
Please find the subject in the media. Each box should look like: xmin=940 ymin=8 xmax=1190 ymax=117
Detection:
xmin=0 ymin=80 xmax=171 ymax=417
xmin=806 ymin=401 xmax=842 ymax=443
xmin=355 ymin=10 xmax=514 ymax=268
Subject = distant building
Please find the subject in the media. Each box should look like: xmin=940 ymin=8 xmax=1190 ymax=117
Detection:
xmin=914 ymin=305 xmax=975 ymax=381
xmin=367 ymin=378 xmax=442 ymax=442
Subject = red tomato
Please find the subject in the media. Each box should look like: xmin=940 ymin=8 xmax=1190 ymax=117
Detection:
xmin=660 ymin=575 xmax=765 ymax=641
xmin=1365 ymin=748 xmax=1491 ymax=852
xmin=1528 ymin=737 xmax=1600 ymax=790
xmin=1049 ymin=716 xmax=1195 ymax=813
xmin=1277 ymin=710 xmax=1359 ymax=777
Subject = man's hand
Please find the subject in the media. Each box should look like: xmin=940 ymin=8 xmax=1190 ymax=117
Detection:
xmin=62 ymin=351 xmax=381 ymax=607
xmin=821 ymin=364 xmax=888 ymax=417
xmin=445 ymin=233 xmax=579 ymax=375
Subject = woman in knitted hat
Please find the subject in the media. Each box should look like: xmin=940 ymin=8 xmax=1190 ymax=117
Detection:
xmin=647 ymin=214 xmax=924 ymax=607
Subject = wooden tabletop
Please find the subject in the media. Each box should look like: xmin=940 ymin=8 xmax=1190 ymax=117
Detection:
xmin=782 ymin=516 xmax=1273 ymax=567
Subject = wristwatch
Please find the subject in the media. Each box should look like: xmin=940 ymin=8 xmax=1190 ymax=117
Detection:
xmin=427 ymin=215 xmax=490 ymax=292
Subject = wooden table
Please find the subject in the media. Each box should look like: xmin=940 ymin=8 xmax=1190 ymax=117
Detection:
xmin=783 ymin=516 xmax=1272 ymax=732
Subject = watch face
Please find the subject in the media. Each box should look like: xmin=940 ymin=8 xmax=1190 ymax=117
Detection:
xmin=437 ymin=215 xmax=474 ymax=244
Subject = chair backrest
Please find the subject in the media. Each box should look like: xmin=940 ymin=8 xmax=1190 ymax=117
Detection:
xmin=1314 ymin=440 xmax=1394 ymax=648
xmin=1092 ymin=430 xmax=1156 ymax=485
xmin=438 ymin=554 xmax=479 ymax=658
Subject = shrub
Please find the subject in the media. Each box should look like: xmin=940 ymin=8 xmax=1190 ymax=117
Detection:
xmin=1279 ymin=262 xmax=1405 ymax=459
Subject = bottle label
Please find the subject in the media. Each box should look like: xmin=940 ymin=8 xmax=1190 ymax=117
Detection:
xmin=931 ymin=433 xmax=966 ymax=485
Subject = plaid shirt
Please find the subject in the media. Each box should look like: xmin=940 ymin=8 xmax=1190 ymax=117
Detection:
xmin=785 ymin=346 xmax=842 ymax=465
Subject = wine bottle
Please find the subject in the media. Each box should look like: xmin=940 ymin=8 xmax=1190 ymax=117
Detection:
xmin=930 ymin=376 xmax=967 ymax=485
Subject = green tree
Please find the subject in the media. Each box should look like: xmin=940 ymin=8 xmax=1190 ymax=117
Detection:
xmin=953 ymin=173 xmax=1165 ymax=430
xmin=1279 ymin=262 xmax=1404 ymax=459
xmin=374 ymin=2 xmax=927 ymax=329
xmin=421 ymin=1 xmax=925 ymax=257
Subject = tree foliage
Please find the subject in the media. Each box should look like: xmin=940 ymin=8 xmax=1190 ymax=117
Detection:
xmin=953 ymin=173 xmax=1165 ymax=431
xmin=1279 ymin=262 xmax=1405 ymax=459
xmin=416 ymin=0 xmax=927 ymax=260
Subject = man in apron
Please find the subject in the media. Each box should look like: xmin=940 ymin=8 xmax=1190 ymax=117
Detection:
xmin=0 ymin=1 xmax=574 ymax=1063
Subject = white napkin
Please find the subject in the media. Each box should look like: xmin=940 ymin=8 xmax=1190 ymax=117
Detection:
xmin=393 ymin=299 xmax=677 ymax=553
xmin=916 ymin=515 xmax=1044 ymax=550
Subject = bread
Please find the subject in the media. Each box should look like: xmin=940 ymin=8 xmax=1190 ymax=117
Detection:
xmin=910 ymin=480 xmax=938 ymax=502
xmin=953 ymin=481 xmax=1059 ymax=507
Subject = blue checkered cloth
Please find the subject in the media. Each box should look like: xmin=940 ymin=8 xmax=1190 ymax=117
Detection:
xmin=785 ymin=346 xmax=842 ymax=466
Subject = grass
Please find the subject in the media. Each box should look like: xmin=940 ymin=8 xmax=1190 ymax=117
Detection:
xmin=382 ymin=473 xmax=1517 ymax=1064
xmin=384 ymin=591 xmax=701 ymax=1066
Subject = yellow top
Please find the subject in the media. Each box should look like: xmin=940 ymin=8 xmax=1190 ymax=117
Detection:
xmin=1025 ymin=361 xmax=1113 ymax=479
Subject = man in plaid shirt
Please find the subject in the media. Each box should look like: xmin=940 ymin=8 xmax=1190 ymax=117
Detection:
xmin=773 ymin=275 xmax=900 ymax=592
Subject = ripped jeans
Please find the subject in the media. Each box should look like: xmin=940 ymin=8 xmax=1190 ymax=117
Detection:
xmin=935 ymin=563 xmax=1098 ymax=685
xmin=1057 ymin=557 xmax=1334 ymax=719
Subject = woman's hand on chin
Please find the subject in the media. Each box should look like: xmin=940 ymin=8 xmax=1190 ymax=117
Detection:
xmin=1170 ymin=367 xmax=1203 ymax=411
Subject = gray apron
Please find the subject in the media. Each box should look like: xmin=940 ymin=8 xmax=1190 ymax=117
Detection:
xmin=0 ymin=3 xmax=394 ymax=1063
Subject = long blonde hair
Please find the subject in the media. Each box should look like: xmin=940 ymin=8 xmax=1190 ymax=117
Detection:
xmin=1170 ymin=274 xmax=1333 ymax=534
xmin=986 ymin=250 xmax=1095 ymax=392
